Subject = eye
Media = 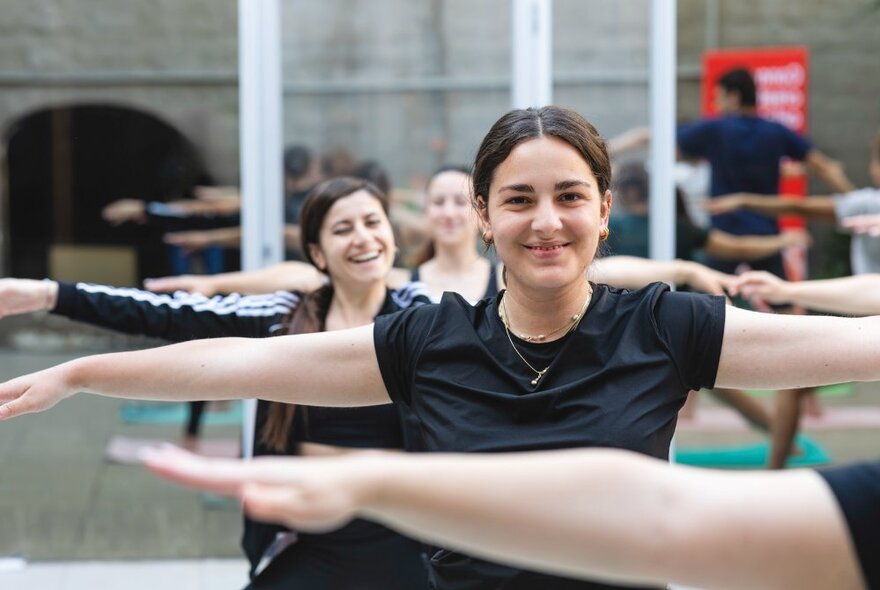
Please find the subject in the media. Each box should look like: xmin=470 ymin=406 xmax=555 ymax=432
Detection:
xmin=332 ymin=225 xmax=352 ymax=235
xmin=559 ymin=192 xmax=584 ymax=202
xmin=504 ymin=195 xmax=530 ymax=205
xmin=366 ymin=217 xmax=382 ymax=227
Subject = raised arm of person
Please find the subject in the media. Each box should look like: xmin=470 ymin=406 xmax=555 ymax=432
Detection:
xmin=164 ymin=226 xmax=243 ymax=252
xmin=0 ymin=324 xmax=388 ymax=419
xmin=705 ymin=193 xmax=838 ymax=221
xmin=142 ymin=446 xmax=861 ymax=590
xmin=716 ymin=306 xmax=880 ymax=390
xmin=144 ymin=261 xmax=327 ymax=296
xmin=804 ymin=149 xmax=856 ymax=194
xmin=703 ymin=228 xmax=810 ymax=261
xmin=590 ymin=256 xmax=733 ymax=296
xmin=729 ymin=271 xmax=880 ymax=316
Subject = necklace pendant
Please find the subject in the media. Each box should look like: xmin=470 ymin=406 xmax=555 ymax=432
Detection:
xmin=531 ymin=368 xmax=548 ymax=387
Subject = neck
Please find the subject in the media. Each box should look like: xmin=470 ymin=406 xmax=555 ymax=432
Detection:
xmin=502 ymin=277 xmax=592 ymax=339
xmin=430 ymin=238 xmax=481 ymax=271
xmin=327 ymin=279 xmax=388 ymax=328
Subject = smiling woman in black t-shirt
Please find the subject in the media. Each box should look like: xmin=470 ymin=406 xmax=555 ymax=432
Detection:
xmin=3 ymin=106 xmax=880 ymax=590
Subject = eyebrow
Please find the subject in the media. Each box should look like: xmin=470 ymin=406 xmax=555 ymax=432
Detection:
xmin=498 ymin=179 xmax=592 ymax=193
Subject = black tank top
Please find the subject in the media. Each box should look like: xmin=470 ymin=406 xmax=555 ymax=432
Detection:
xmin=411 ymin=261 xmax=498 ymax=301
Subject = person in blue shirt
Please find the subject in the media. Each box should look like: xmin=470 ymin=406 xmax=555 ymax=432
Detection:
xmin=677 ymin=67 xmax=853 ymax=275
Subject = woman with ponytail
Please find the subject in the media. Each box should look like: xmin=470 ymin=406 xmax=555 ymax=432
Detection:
xmin=0 ymin=177 xmax=430 ymax=589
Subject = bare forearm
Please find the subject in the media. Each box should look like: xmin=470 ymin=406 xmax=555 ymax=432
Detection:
xmin=362 ymin=450 xmax=675 ymax=586
xmin=705 ymin=232 xmax=789 ymax=261
xmin=739 ymin=195 xmax=836 ymax=220
xmin=203 ymin=262 xmax=324 ymax=295
xmin=782 ymin=275 xmax=880 ymax=315
xmin=68 ymin=337 xmax=290 ymax=402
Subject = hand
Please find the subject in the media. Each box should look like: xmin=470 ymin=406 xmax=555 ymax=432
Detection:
xmin=678 ymin=261 xmax=735 ymax=297
xmin=0 ymin=364 xmax=78 ymax=420
xmin=142 ymin=446 xmax=381 ymax=533
xmin=0 ymin=278 xmax=57 ymax=318
xmin=727 ymin=271 xmax=789 ymax=304
xmin=841 ymin=214 xmax=880 ymax=237
xmin=703 ymin=194 xmax=747 ymax=216
xmin=102 ymin=199 xmax=147 ymax=225
xmin=143 ymin=275 xmax=218 ymax=296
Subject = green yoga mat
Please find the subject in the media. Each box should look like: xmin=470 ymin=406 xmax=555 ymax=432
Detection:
xmin=120 ymin=401 xmax=243 ymax=425
xmin=675 ymin=435 xmax=830 ymax=469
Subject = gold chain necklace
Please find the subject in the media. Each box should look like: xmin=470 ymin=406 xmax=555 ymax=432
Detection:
xmin=498 ymin=286 xmax=593 ymax=387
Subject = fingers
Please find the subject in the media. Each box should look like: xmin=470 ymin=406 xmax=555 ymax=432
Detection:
xmin=141 ymin=446 xmax=251 ymax=495
xmin=141 ymin=446 xmax=301 ymax=494
xmin=143 ymin=277 xmax=190 ymax=293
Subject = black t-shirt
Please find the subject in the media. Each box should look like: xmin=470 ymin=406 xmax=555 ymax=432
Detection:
xmin=374 ymin=282 xmax=725 ymax=589
xmin=818 ymin=460 xmax=880 ymax=590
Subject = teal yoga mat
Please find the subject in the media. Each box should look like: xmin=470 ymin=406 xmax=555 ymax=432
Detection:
xmin=120 ymin=401 xmax=243 ymax=425
xmin=675 ymin=435 xmax=830 ymax=468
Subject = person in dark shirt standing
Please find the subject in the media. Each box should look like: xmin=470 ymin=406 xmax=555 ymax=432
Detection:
xmin=678 ymin=68 xmax=856 ymax=468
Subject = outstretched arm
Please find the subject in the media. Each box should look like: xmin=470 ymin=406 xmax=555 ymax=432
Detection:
xmin=590 ymin=256 xmax=733 ymax=296
xmin=805 ymin=149 xmax=856 ymax=194
xmin=705 ymin=193 xmax=838 ymax=221
xmin=703 ymin=229 xmax=810 ymax=261
xmin=716 ymin=305 xmax=880 ymax=390
xmin=145 ymin=261 xmax=326 ymax=296
xmin=0 ymin=324 xmax=388 ymax=419
xmin=729 ymin=271 xmax=880 ymax=316
xmin=143 ymin=447 xmax=861 ymax=590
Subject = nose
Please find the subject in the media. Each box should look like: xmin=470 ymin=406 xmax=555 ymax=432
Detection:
xmin=531 ymin=198 xmax=562 ymax=235
xmin=352 ymin=222 xmax=371 ymax=244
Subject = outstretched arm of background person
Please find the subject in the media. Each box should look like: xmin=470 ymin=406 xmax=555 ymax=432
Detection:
xmin=705 ymin=193 xmax=838 ymax=221
xmin=144 ymin=261 xmax=327 ymax=296
xmin=841 ymin=213 xmax=880 ymax=237
xmin=590 ymin=256 xmax=732 ymax=296
xmin=717 ymin=306 xmax=880 ymax=390
xmin=143 ymin=446 xmax=861 ymax=590
xmin=804 ymin=149 xmax=856 ymax=194
xmin=729 ymin=271 xmax=880 ymax=316
xmin=703 ymin=228 xmax=810 ymax=261
xmin=0 ymin=278 xmax=58 ymax=319
xmin=606 ymin=126 xmax=650 ymax=157
xmin=0 ymin=324 xmax=388 ymax=420
xmin=164 ymin=227 xmax=243 ymax=252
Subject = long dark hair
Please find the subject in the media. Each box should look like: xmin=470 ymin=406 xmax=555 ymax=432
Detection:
xmin=410 ymin=164 xmax=472 ymax=267
xmin=260 ymin=176 xmax=389 ymax=451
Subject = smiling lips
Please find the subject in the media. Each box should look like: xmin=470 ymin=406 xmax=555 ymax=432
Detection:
xmin=525 ymin=242 xmax=569 ymax=258
xmin=350 ymin=251 xmax=381 ymax=263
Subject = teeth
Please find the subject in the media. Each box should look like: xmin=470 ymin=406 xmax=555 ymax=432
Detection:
xmin=351 ymin=252 xmax=380 ymax=262
xmin=531 ymin=244 xmax=564 ymax=251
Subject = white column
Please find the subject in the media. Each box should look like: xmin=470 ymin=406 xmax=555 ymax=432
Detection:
xmin=511 ymin=0 xmax=553 ymax=108
xmin=649 ymin=0 xmax=677 ymax=263
xmin=238 ymin=0 xmax=284 ymax=458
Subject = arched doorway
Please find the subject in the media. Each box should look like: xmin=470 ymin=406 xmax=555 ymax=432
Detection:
xmin=3 ymin=103 xmax=213 ymax=282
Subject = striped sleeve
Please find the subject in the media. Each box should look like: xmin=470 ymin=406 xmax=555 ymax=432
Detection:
xmin=53 ymin=281 xmax=299 ymax=341
xmin=391 ymin=280 xmax=432 ymax=310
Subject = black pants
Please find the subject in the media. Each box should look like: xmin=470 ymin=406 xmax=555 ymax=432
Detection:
xmin=245 ymin=519 xmax=429 ymax=590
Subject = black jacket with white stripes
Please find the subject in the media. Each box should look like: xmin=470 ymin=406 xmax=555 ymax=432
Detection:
xmin=52 ymin=280 xmax=430 ymax=572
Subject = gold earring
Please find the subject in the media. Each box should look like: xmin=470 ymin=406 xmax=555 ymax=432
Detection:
xmin=481 ymin=232 xmax=494 ymax=247
xmin=599 ymin=227 xmax=610 ymax=242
